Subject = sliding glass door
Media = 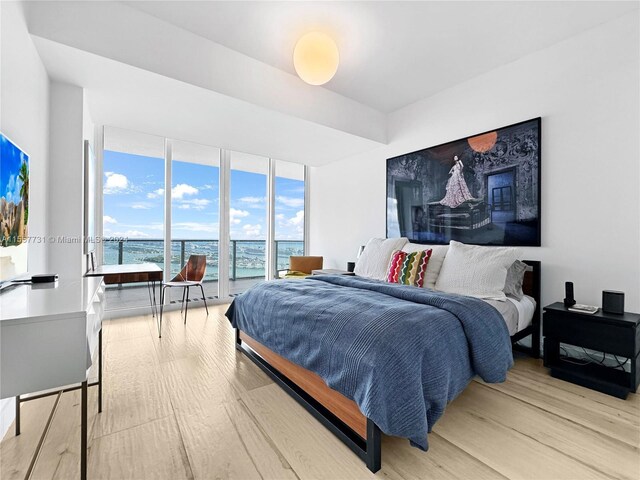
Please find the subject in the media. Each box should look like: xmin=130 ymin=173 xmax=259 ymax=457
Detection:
xmin=274 ymin=159 xmax=305 ymax=273
xmin=171 ymin=140 xmax=220 ymax=302
xmin=102 ymin=127 xmax=165 ymax=310
xmin=229 ymin=151 xmax=268 ymax=295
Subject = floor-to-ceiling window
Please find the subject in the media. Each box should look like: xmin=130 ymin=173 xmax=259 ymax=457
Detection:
xmin=274 ymin=159 xmax=305 ymax=273
xmin=171 ymin=140 xmax=220 ymax=303
xmin=102 ymin=127 xmax=165 ymax=310
xmin=229 ymin=151 xmax=268 ymax=295
xmin=99 ymin=127 xmax=307 ymax=310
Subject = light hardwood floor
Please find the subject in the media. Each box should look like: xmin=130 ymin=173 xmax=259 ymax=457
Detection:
xmin=2 ymin=305 xmax=639 ymax=480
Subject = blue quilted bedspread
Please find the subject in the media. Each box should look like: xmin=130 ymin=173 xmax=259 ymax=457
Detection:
xmin=226 ymin=275 xmax=513 ymax=449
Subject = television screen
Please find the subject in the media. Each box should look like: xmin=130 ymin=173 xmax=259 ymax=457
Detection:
xmin=0 ymin=132 xmax=29 ymax=280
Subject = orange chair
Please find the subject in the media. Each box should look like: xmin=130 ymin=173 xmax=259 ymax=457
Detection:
xmin=158 ymin=255 xmax=208 ymax=337
xmin=280 ymin=256 xmax=323 ymax=278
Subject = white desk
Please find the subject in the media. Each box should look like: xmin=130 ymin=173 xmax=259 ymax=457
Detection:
xmin=0 ymin=277 xmax=105 ymax=480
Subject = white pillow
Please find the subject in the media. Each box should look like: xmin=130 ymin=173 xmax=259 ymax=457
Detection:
xmin=354 ymin=237 xmax=408 ymax=281
xmin=401 ymin=243 xmax=449 ymax=290
xmin=435 ymin=241 xmax=521 ymax=301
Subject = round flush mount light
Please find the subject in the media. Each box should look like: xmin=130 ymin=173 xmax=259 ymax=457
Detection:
xmin=293 ymin=32 xmax=339 ymax=86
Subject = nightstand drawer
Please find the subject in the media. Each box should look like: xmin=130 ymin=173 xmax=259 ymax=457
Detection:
xmin=543 ymin=311 xmax=637 ymax=357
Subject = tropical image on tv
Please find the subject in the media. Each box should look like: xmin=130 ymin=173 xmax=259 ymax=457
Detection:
xmin=0 ymin=133 xmax=29 ymax=280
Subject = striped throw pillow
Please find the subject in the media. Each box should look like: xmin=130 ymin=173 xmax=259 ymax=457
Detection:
xmin=386 ymin=249 xmax=433 ymax=288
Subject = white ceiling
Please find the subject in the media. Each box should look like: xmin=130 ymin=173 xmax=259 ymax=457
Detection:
xmin=125 ymin=1 xmax=638 ymax=113
xmin=33 ymin=36 xmax=382 ymax=167
xmin=25 ymin=1 xmax=638 ymax=166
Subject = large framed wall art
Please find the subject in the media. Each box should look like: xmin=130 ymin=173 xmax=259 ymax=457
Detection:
xmin=387 ymin=117 xmax=541 ymax=246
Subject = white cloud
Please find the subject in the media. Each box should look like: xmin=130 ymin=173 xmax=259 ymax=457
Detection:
xmin=239 ymin=196 xmax=264 ymax=204
xmin=106 ymin=230 xmax=150 ymax=238
xmin=147 ymin=188 xmax=164 ymax=199
xmin=242 ymin=223 xmax=262 ymax=238
xmin=275 ymin=210 xmax=304 ymax=239
xmin=4 ymin=174 xmax=21 ymax=203
xmin=276 ymin=195 xmax=304 ymax=208
xmin=104 ymin=172 xmax=130 ymax=194
xmin=176 ymin=198 xmax=211 ymax=210
xmin=131 ymin=203 xmax=151 ymax=210
xmin=172 ymin=183 xmax=198 ymax=199
xmin=230 ymin=208 xmax=250 ymax=224
xmin=288 ymin=210 xmax=304 ymax=226
xmin=172 ymin=222 xmax=218 ymax=233
xmin=276 ymin=211 xmax=304 ymax=228
xmin=103 ymin=215 xmax=117 ymax=224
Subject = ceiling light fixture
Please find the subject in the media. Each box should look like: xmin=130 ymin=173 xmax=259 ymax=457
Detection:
xmin=293 ymin=32 xmax=339 ymax=86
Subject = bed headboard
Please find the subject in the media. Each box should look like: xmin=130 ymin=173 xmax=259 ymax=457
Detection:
xmin=517 ymin=260 xmax=541 ymax=355
xmin=522 ymin=260 xmax=540 ymax=304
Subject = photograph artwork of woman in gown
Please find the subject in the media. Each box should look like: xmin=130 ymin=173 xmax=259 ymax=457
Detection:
xmin=439 ymin=155 xmax=475 ymax=208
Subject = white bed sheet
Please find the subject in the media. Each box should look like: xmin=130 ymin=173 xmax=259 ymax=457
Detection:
xmin=483 ymin=295 xmax=536 ymax=336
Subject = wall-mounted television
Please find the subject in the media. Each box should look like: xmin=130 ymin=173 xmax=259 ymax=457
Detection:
xmin=0 ymin=132 xmax=29 ymax=280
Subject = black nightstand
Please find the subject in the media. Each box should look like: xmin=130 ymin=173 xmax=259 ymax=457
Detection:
xmin=543 ymin=302 xmax=640 ymax=399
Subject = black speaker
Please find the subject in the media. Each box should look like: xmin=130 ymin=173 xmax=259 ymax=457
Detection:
xmin=564 ymin=282 xmax=576 ymax=307
xmin=602 ymin=290 xmax=625 ymax=315
xmin=346 ymin=262 xmax=356 ymax=273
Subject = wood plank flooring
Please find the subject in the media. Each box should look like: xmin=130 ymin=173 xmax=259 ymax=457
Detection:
xmin=1 ymin=305 xmax=638 ymax=480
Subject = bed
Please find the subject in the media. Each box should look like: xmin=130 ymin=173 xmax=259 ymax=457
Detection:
xmin=226 ymin=260 xmax=540 ymax=472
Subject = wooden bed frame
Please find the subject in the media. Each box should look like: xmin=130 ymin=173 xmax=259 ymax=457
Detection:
xmin=235 ymin=260 xmax=541 ymax=473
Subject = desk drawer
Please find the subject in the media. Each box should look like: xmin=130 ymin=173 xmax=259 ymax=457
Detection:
xmin=544 ymin=312 xmax=637 ymax=357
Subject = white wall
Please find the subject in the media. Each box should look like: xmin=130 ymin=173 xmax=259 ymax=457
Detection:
xmin=0 ymin=0 xmax=51 ymax=439
xmin=46 ymin=82 xmax=86 ymax=279
xmin=310 ymin=11 xmax=640 ymax=313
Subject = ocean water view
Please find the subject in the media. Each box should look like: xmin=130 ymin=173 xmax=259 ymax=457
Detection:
xmin=103 ymin=239 xmax=304 ymax=281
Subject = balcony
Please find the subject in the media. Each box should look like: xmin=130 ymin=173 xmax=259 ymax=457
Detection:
xmin=102 ymin=238 xmax=303 ymax=311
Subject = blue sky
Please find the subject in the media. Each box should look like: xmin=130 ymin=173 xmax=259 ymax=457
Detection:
xmin=0 ymin=133 xmax=29 ymax=205
xmin=103 ymin=150 xmax=304 ymax=240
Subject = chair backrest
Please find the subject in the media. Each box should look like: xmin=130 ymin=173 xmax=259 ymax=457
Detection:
xmin=171 ymin=255 xmax=207 ymax=282
xmin=289 ymin=256 xmax=323 ymax=274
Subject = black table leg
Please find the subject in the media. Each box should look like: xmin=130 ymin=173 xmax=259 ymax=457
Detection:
xmin=98 ymin=329 xmax=103 ymax=413
xmin=147 ymin=281 xmax=155 ymax=317
xmin=152 ymin=281 xmax=158 ymax=317
xmin=15 ymin=395 xmax=20 ymax=436
xmin=81 ymin=380 xmax=88 ymax=480
xmin=158 ymin=285 xmax=165 ymax=338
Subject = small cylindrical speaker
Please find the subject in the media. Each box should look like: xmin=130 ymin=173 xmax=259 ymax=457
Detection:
xmin=564 ymin=281 xmax=576 ymax=307
xmin=602 ymin=290 xmax=625 ymax=315
xmin=346 ymin=262 xmax=356 ymax=273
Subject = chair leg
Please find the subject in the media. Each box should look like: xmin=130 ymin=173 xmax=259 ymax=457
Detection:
xmin=184 ymin=286 xmax=189 ymax=324
xmin=199 ymin=284 xmax=209 ymax=315
xmin=181 ymin=287 xmax=187 ymax=313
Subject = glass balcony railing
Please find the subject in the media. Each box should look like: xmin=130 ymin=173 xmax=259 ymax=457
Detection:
xmin=102 ymin=239 xmax=304 ymax=281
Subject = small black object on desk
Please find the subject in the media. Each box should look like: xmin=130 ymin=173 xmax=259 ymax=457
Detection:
xmin=31 ymin=274 xmax=58 ymax=283
xmin=543 ymin=302 xmax=640 ymax=399
xmin=564 ymin=281 xmax=576 ymax=307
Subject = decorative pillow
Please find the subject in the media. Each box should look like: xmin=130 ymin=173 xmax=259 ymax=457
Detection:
xmin=401 ymin=243 xmax=449 ymax=289
xmin=503 ymin=260 xmax=533 ymax=300
xmin=354 ymin=237 xmax=408 ymax=281
xmin=435 ymin=241 xmax=521 ymax=301
xmin=387 ymin=249 xmax=433 ymax=287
